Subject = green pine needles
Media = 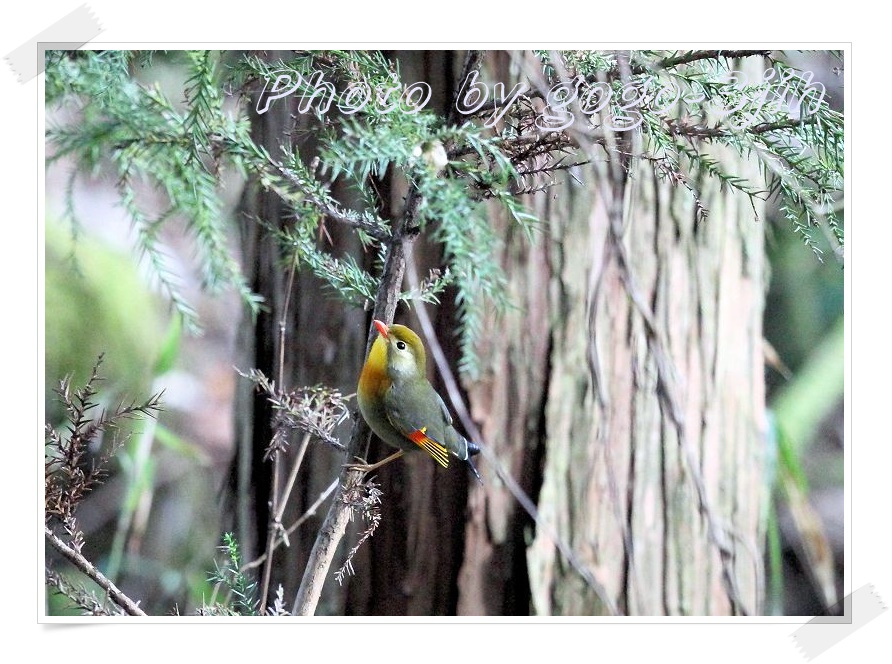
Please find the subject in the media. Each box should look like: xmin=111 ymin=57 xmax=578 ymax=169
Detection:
xmin=47 ymin=50 xmax=261 ymax=335
xmin=203 ymin=532 xmax=258 ymax=615
xmin=46 ymin=49 xmax=844 ymax=376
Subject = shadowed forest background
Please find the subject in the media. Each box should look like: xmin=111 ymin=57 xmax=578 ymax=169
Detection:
xmin=43 ymin=49 xmax=844 ymax=617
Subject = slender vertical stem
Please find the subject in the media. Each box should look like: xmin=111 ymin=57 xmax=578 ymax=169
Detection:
xmin=258 ymin=454 xmax=281 ymax=613
xmin=276 ymin=433 xmax=312 ymax=526
xmin=259 ymin=252 xmax=300 ymax=613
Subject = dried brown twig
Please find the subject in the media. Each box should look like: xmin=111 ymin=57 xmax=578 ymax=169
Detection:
xmin=44 ymin=355 xmax=161 ymax=616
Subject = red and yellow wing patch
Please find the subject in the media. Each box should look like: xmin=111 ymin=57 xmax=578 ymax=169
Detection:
xmin=407 ymin=427 xmax=450 ymax=468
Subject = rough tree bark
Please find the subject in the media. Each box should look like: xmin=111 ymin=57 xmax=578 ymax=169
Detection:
xmin=457 ymin=55 xmax=768 ymax=616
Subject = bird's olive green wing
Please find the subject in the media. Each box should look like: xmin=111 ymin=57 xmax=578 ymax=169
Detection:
xmin=435 ymin=391 xmax=453 ymax=426
xmin=383 ymin=381 xmax=451 ymax=468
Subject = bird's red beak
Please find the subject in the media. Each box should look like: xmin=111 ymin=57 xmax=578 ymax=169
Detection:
xmin=373 ymin=319 xmax=389 ymax=338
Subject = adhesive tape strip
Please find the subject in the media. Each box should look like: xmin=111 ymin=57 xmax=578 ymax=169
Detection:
xmin=5 ymin=4 xmax=102 ymax=83
xmin=791 ymin=584 xmax=887 ymax=660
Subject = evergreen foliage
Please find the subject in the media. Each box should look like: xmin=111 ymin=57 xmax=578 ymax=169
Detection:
xmin=45 ymin=49 xmax=844 ymax=375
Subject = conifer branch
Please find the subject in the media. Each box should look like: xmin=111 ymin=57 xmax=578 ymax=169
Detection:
xmin=636 ymin=49 xmax=774 ymax=73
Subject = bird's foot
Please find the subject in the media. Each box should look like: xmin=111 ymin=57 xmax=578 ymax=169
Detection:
xmin=344 ymin=450 xmax=405 ymax=474
xmin=344 ymin=457 xmax=373 ymax=473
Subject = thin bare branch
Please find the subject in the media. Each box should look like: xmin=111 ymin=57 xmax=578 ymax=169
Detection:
xmin=45 ymin=526 xmax=147 ymax=617
xmin=242 ymin=477 xmax=339 ymax=572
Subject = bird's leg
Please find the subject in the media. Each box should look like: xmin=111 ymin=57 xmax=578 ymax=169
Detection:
xmin=344 ymin=450 xmax=405 ymax=473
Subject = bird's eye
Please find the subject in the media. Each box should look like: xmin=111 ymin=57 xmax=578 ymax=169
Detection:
xmin=396 ymin=341 xmax=407 ymax=351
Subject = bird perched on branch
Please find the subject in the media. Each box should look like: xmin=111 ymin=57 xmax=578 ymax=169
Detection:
xmin=354 ymin=319 xmax=481 ymax=482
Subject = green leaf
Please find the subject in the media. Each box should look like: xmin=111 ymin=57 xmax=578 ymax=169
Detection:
xmin=153 ymin=315 xmax=182 ymax=376
xmin=154 ymin=422 xmax=206 ymax=460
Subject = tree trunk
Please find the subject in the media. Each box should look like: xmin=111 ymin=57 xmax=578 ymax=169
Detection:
xmin=458 ymin=57 xmax=768 ymax=616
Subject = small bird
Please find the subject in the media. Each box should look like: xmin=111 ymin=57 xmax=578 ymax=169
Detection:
xmin=354 ymin=319 xmax=481 ymax=481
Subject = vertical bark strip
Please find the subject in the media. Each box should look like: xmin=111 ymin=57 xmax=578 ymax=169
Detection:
xmin=232 ymin=51 xmax=291 ymax=565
